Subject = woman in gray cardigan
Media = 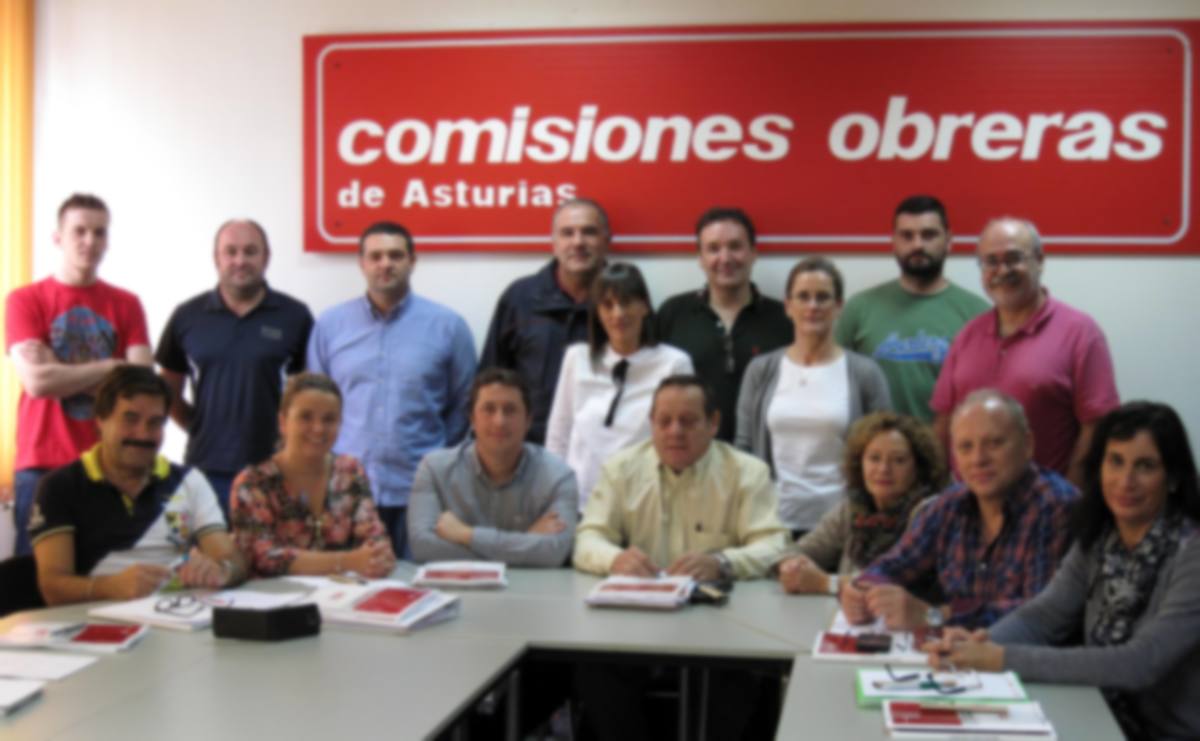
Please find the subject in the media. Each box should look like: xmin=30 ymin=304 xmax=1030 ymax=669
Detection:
xmin=735 ymin=257 xmax=891 ymax=534
xmin=776 ymin=411 xmax=946 ymax=595
xmin=929 ymin=402 xmax=1200 ymax=740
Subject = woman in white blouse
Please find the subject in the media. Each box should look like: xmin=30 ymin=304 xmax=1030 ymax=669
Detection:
xmin=546 ymin=263 xmax=693 ymax=508
xmin=736 ymin=257 xmax=891 ymax=536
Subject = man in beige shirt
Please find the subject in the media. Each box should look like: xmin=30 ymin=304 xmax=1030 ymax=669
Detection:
xmin=571 ymin=375 xmax=790 ymax=741
xmin=573 ymin=374 xmax=789 ymax=580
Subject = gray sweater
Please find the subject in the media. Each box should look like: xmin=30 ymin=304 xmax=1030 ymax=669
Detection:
xmin=734 ymin=348 xmax=892 ymax=474
xmin=791 ymin=500 xmax=859 ymax=576
xmin=990 ymin=529 xmax=1200 ymax=740
xmin=407 ymin=441 xmax=579 ymax=567
xmin=788 ymin=495 xmax=931 ymax=577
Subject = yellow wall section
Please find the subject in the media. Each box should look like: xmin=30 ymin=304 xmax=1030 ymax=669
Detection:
xmin=0 ymin=0 xmax=34 ymax=490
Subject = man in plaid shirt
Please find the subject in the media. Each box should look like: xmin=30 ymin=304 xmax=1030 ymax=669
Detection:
xmin=842 ymin=389 xmax=1078 ymax=630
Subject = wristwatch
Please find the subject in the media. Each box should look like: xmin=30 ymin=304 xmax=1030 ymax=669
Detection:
xmin=925 ymin=605 xmax=945 ymax=629
xmin=711 ymin=552 xmax=735 ymax=582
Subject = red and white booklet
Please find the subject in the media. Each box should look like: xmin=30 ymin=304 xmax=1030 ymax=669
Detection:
xmin=0 ymin=622 xmax=148 ymax=654
xmin=883 ymin=700 xmax=1057 ymax=739
xmin=308 ymin=579 xmax=459 ymax=633
xmin=413 ymin=561 xmax=507 ymax=589
xmin=585 ymin=575 xmax=695 ymax=610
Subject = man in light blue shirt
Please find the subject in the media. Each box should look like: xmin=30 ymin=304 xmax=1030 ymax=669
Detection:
xmin=307 ymin=221 xmax=476 ymax=557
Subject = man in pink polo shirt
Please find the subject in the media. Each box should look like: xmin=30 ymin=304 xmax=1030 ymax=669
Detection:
xmin=930 ymin=217 xmax=1118 ymax=486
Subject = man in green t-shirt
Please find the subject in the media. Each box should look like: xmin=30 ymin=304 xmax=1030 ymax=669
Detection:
xmin=835 ymin=196 xmax=988 ymax=422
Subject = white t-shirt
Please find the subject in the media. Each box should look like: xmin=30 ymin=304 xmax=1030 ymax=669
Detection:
xmin=91 ymin=468 xmax=227 ymax=576
xmin=545 ymin=342 xmax=694 ymax=509
xmin=766 ymin=353 xmax=850 ymax=530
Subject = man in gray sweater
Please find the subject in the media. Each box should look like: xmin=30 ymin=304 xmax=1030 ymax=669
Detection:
xmin=407 ymin=368 xmax=578 ymax=566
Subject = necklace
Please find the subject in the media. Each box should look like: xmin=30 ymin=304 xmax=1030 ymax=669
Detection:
xmin=275 ymin=453 xmax=330 ymax=517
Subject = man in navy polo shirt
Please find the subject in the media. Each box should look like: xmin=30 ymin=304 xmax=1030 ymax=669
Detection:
xmin=156 ymin=219 xmax=313 ymax=515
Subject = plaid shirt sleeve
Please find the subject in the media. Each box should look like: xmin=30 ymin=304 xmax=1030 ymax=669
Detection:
xmin=1006 ymin=474 xmax=1077 ymax=614
xmin=948 ymin=472 xmax=1079 ymax=629
xmin=858 ymin=492 xmax=951 ymax=588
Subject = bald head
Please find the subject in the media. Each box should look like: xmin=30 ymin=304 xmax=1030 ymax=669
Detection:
xmin=950 ymin=389 xmax=1035 ymax=502
xmin=980 ymin=217 xmax=1041 ymax=258
xmin=213 ymin=218 xmax=270 ymax=300
xmin=214 ymin=218 xmax=270 ymax=253
xmin=977 ymin=217 xmax=1044 ymax=314
xmin=952 ymin=389 xmax=1030 ymax=439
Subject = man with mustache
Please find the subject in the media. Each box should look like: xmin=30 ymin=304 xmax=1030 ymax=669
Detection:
xmin=308 ymin=221 xmax=477 ymax=557
xmin=156 ymin=219 xmax=313 ymax=517
xmin=480 ymin=198 xmax=609 ymax=444
xmin=931 ymin=217 xmax=1119 ymax=486
xmin=836 ymin=195 xmax=989 ymax=421
xmin=29 ymin=366 xmax=246 ymax=605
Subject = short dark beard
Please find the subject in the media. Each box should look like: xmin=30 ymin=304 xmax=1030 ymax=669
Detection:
xmin=898 ymin=252 xmax=945 ymax=285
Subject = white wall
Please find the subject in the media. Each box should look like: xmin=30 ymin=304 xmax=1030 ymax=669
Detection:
xmin=32 ymin=0 xmax=1200 ymax=460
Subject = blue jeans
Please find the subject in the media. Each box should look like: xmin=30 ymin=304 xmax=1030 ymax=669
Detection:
xmin=376 ymin=505 xmax=409 ymax=560
xmin=13 ymin=468 xmax=50 ymax=557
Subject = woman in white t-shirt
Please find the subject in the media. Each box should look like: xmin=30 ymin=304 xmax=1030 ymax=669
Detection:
xmin=736 ymin=257 xmax=892 ymax=535
xmin=545 ymin=263 xmax=693 ymax=509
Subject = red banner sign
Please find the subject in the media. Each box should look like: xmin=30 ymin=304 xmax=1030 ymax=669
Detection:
xmin=303 ymin=23 xmax=1198 ymax=254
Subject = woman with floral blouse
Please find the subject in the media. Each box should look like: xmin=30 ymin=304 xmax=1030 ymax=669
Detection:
xmin=230 ymin=373 xmax=394 ymax=577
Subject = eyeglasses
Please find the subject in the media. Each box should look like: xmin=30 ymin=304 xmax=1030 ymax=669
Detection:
xmin=790 ymin=290 xmax=835 ymax=307
xmin=978 ymin=250 xmax=1033 ymax=271
xmin=155 ymin=594 xmax=207 ymax=617
xmin=872 ymin=664 xmax=982 ymax=695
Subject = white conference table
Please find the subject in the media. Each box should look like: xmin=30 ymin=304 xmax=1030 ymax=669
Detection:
xmin=777 ymin=658 xmax=1124 ymax=740
xmin=0 ymin=565 xmax=1123 ymax=740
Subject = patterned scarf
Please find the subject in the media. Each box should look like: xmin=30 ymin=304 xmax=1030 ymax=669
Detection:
xmin=846 ymin=485 xmax=933 ymax=568
xmin=1090 ymin=511 xmax=1186 ymax=739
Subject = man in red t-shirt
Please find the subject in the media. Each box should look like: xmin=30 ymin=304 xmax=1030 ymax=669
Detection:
xmin=5 ymin=193 xmax=152 ymax=556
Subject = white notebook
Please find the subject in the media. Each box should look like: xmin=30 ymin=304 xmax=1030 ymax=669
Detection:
xmin=0 ymin=650 xmax=96 ymax=681
xmin=0 ymin=622 xmax=148 ymax=654
xmin=0 ymin=678 xmax=44 ymax=716
xmin=87 ymin=589 xmax=304 ymax=632
xmin=883 ymin=699 xmax=1056 ymax=739
xmin=857 ymin=668 xmax=1028 ymax=708
xmin=585 ymin=576 xmax=695 ymax=610
xmin=89 ymin=595 xmax=213 ymax=632
xmin=413 ymin=561 xmax=508 ymax=589
xmin=308 ymin=579 xmax=460 ymax=633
